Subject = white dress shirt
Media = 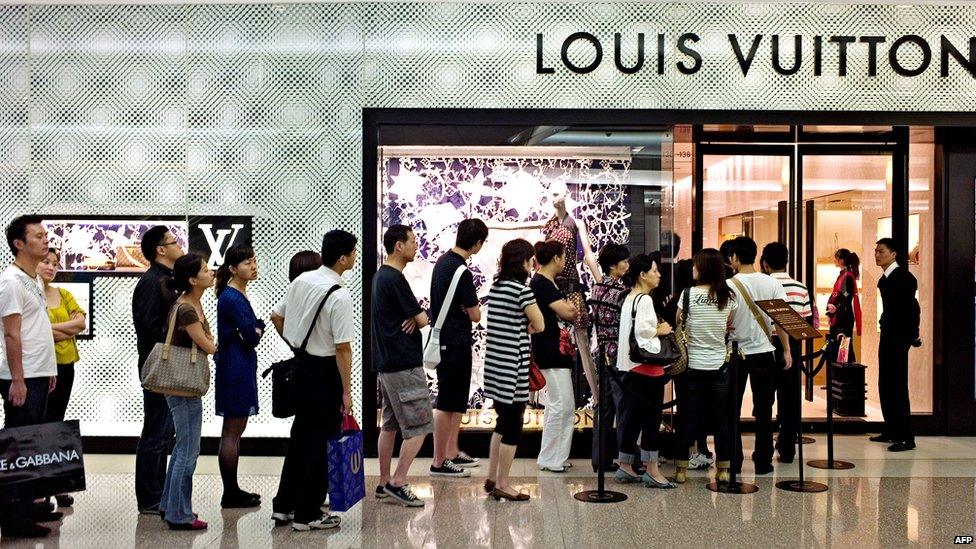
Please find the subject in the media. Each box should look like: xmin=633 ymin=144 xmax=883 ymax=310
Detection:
xmin=273 ymin=266 xmax=354 ymax=357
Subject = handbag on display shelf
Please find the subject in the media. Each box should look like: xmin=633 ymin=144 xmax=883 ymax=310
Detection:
xmin=141 ymin=302 xmax=211 ymax=398
xmin=423 ymin=266 xmax=467 ymax=370
xmin=627 ymin=293 xmax=683 ymax=369
xmin=260 ymin=284 xmax=340 ymax=419
xmin=327 ymin=412 xmax=365 ymax=512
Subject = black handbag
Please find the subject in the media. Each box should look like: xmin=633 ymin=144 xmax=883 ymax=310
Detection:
xmin=261 ymin=285 xmax=339 ymax=418
xmin=628 ymin=293 xmax=683 ymax=367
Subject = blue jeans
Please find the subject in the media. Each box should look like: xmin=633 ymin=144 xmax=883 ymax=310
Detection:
xmin=160 ymin=396 xmax=202 ymax=524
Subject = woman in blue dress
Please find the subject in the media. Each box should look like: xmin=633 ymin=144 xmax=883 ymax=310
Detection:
xmin=215 ymin=243 xmax=265 ymax=508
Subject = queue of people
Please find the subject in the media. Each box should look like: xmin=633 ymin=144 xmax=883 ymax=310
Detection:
xmin=0 ymin=213 xmax=923 ymax=538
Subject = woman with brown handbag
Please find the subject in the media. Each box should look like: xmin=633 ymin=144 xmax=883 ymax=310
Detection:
xmin=158 ymin=253 xmax=216 ymax=530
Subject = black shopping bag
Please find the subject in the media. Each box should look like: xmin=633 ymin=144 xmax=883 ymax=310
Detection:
xmin=0 ymin=420 xmax=86 ymax=504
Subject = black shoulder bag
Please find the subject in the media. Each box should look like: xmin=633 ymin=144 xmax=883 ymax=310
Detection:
xmin=628 ymin=293 xmax=683 ymax=368
xmin=261 ymin=284 xmax=340 ymax=418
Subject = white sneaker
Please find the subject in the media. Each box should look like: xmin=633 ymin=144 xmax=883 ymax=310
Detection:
xmin=292 ymin=514 xmax=341 ymax=531
xmin=271 ymin=512 xmax=294 ymax=526
xmin=689 ymin=452 xmax=714 ymax=470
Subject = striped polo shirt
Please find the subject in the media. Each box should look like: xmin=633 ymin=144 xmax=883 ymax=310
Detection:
xmin=769 ymin=272 xmax=812 ymax=318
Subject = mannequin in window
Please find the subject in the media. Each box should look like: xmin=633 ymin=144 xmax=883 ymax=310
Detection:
xmin=486 ymin=180 xmax=601 ymax=405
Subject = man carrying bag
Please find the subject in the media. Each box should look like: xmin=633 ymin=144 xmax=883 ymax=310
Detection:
xmin=0 ymin=215 xmax=66 ymax=538
xmin=727 ymin=236 xmax=793 ymax=477
xmin=269 ymin=230 xmax=357 ymax=532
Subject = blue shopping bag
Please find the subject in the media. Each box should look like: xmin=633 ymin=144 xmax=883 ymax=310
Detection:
xmin=327 ymin=413 xmax=365 ymax=512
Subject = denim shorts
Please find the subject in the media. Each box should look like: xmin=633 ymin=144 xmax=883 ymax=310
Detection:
xmin=378 ymin=367 xmax=435 ymax=439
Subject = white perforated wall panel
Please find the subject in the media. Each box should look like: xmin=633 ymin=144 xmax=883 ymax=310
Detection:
xmin=0 ymin=2 xmax=972 ymax=437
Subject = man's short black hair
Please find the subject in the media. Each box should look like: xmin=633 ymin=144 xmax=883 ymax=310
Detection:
xmin=876 ymin=237 xmax=898 ymax=254
xmin=731 ymin=236 xmax=758 ymax=265
xmin=761 ymin=242 xmax=789 ymax=271
xmin=383 ymin=224 xmax=412 ymax=255
xmin=455 ymin=218 xmax=488 ymax=251
xmin=598 ymin=243 xmax=630 ymax=275
xmin=6 ymin=214 xmax=43 ymax=256
xmin=719 ymin=239 xmax=735 ymax=264
xmin=321 ymin=229 xmax=358 ymax=268
xmin=141 ymin=225 xmax=170 ymax=263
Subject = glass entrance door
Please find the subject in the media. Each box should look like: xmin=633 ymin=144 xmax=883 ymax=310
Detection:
xmin=799 ymin=150 xmax=895 ymax=421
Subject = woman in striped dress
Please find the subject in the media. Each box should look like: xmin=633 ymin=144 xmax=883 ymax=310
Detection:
xmin=483 ymin=239 xmax=545 ymax=501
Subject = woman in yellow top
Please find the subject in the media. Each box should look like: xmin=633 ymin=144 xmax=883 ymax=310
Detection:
xmin=38 ymin=248 xmax=86 ymax=508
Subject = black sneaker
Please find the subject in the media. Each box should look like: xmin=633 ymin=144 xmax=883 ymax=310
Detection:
xmin=450 ymin=451 xmax=480 ymax=468
xmin=430 ymin=460 xmax=470 ymax=477
xmin=383 ymin=484 xmax=425 ymax=507
xmin=375 ymin=485 xmax=389 ymax=499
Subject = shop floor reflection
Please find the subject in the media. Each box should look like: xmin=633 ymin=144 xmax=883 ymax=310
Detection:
xmin=5 ymin=436 xmax=975 ymax=548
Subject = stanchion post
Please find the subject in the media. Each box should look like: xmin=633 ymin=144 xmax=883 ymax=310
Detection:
xmin=808 ymin=337 xmax=855 ymax=471
xmin=776 ymin=347 xmax=828 ymax=493
xmin=574 ymin=337 xmax=627 ymax=503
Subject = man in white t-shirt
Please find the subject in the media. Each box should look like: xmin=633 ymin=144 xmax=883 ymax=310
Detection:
xmin=0 ymin=215 xmax=60 ymax=538
xmin=727 ymin=237 xmax=792 ymax=476
xmin=269 ymin=229 xmax=356 ymax=532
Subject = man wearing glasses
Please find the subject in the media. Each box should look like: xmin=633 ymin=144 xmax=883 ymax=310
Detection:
xmin=132 ymin=226 xmax=185 ymax=514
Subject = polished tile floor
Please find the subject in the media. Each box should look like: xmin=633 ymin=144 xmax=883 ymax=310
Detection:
xmin=6 ymin=436 xmax=976 ymax=548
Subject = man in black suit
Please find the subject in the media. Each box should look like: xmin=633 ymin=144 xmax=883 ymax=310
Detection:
xmin=872 ymin=238 xmax=921 ymax=452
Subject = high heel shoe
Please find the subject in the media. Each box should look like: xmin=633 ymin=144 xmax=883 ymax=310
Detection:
xmin=715 ymin=461 xmax=731 ymax=483
xmin=484 ymin=479 xmax=496 ymax=493
xmin=491 ymin=488 xmax=529 ymax=501
xmin=674 ymin=460 xmax=688 ymax=484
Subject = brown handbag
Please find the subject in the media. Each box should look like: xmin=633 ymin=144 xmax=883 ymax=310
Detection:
xmin=141 ymin=302 xmax=211 ymax=397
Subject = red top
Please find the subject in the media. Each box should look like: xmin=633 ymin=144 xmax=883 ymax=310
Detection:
xmin=632 ymin=364 xmax=666 ymax=377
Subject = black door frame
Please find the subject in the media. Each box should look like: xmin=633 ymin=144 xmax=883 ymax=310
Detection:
xmin=363 ymin=109 xmax=976 ymax=456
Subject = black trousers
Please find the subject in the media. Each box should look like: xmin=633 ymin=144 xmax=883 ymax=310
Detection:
xmin=615 ymin=373 xmax=667 ymax=461
xmin=878 ymin=334 xmax=913 ymax=443
xmin=0 ymin=377 xmax=50 ymax=528
xmin=674 ymin=374 xmax=711 ymax=456
xmin=772 ymin=339 xmax=801 ymax=459
xmin=44 ymin=363 xmax=74 ymax=423
xmin=273 ymin=355 xmax=342 ymax=523
xmin=493 ymin=401 xmax=526 ymax=446
xmin=734 ymin=352 xmax=778 ymax=470
xmin=683 ymin=368 xmax=731 ymax=462
xmin=135 ymin=388 xmax=174 ymax=509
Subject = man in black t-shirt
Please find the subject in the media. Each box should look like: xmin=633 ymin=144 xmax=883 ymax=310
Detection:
xmin=427 ymin=219 xmax=487 ymax=477
xmin=370 ymin=225 xmax=432 ymax=507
